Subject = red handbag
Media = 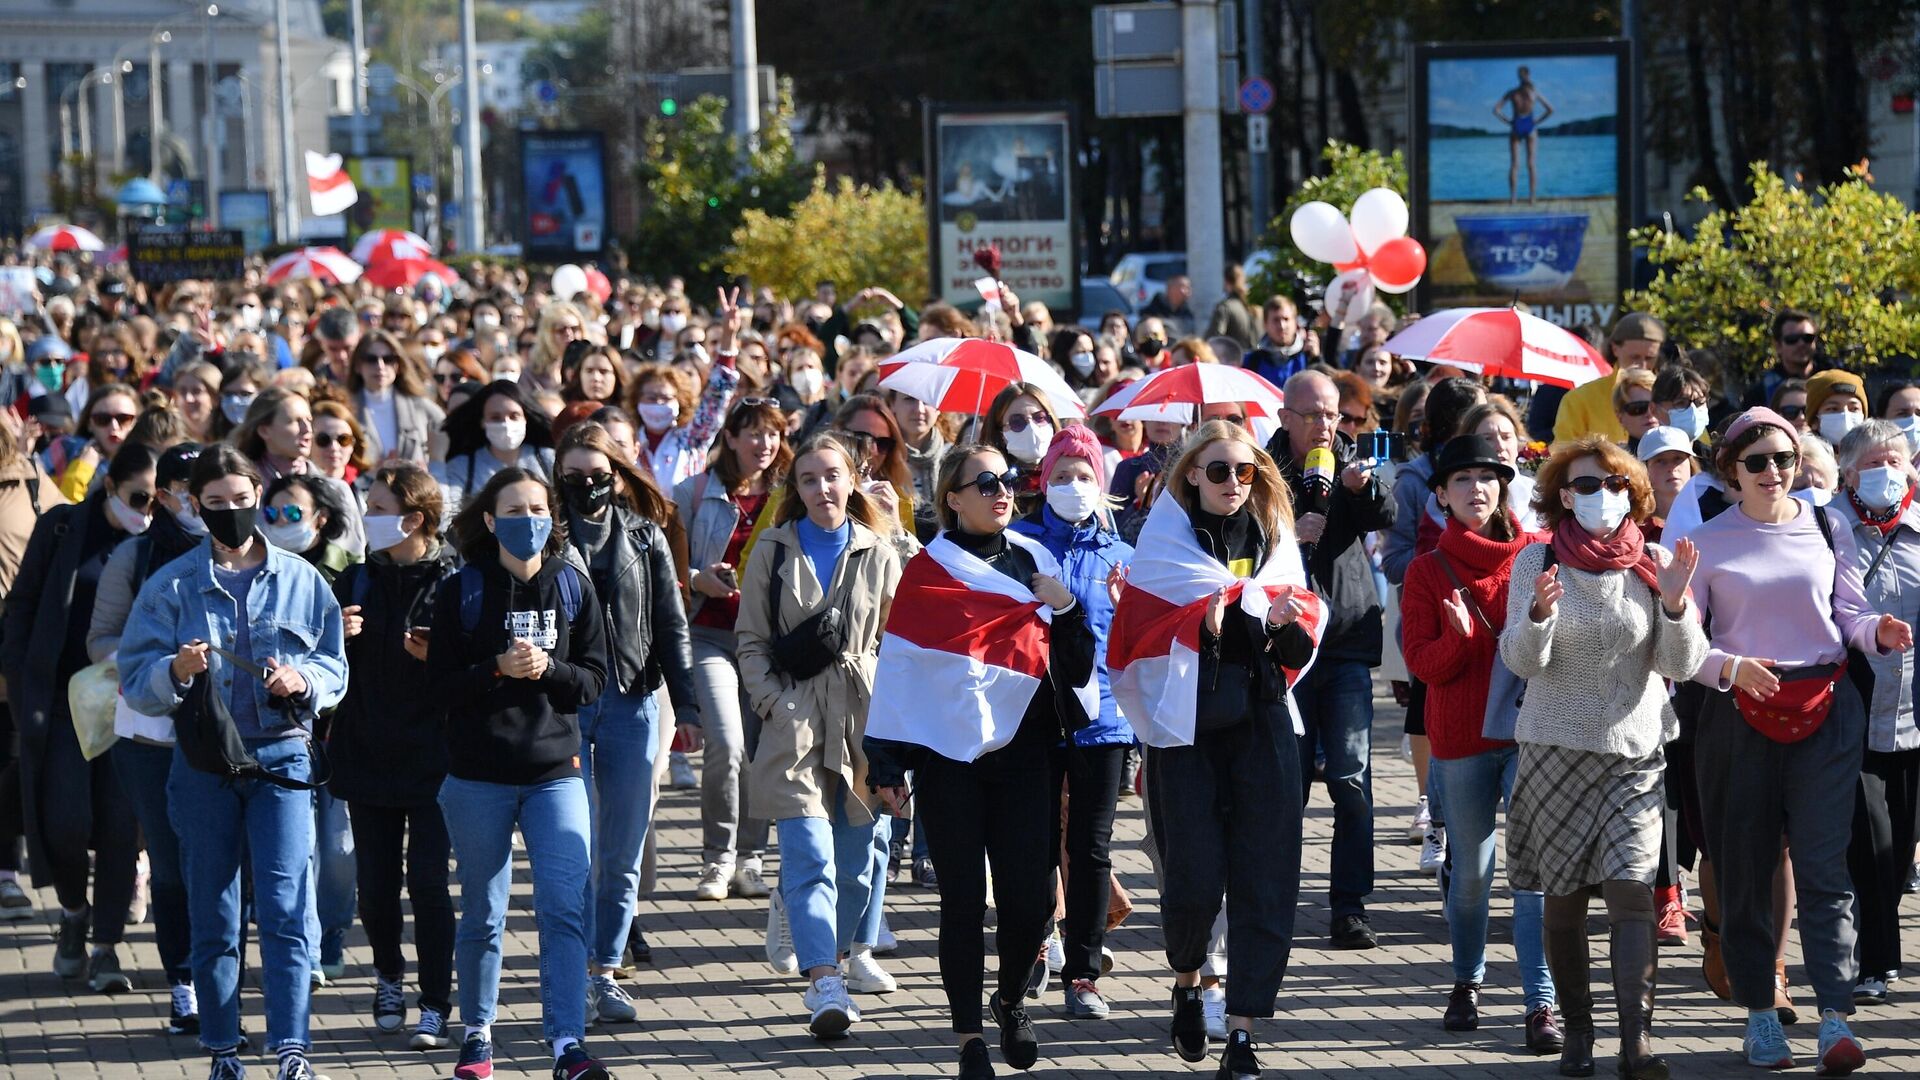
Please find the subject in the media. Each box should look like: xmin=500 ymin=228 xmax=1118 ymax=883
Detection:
xmin=1734 ymin=661 xmax=1845 ymax=744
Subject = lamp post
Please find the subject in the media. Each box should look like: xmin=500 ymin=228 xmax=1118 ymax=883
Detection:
xmin=60 ymin=67 xmax=117 ymax=192
xmin=203 ymin=3 xmax=221 ymax=226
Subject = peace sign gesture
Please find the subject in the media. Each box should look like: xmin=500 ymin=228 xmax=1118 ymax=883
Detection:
xmin=713 ymin=285 xmax=743 ymax=352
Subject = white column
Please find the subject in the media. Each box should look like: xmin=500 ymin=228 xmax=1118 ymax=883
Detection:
xmin=1181 ymin=0 xmax=1225 ymax=320
xmin=98 ymin=68 xmax=125 ymax=184
xmin=167 ymin=61 xmax=197 ymax=173
xmin=19 ymin=60 xmax=49 ymax=216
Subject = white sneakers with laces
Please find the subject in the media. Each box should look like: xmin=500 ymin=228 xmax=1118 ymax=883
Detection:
xmin=732 ymin=857 xmax=771 ymax=899
xmin=804 ymin=974 xmax=858 ymax=1039
xmin=694 ymin=862 xmax=731 ymax=902
xmin=765 ymin=892 xmax=799 ymax=976
xmin=842 ymin=944 xmax=897 ymax=993
xmin=1202 ymin=984 xmax=1228 ymax=1041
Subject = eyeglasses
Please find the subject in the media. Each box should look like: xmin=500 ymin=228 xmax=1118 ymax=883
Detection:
xmin=1339 ymin=412 xmax=1368 ymax=428
xmin=1203 ymin=461 xmax=1259 ymax=486
xmin=1286 ymin=407 xmax=1341 ymax=426
xmin=1566 ymin=474 xmax=1632 ymax=496
xmin=434 ymin=372 xmax=461 ymax=385
xmin=90 ymin=411 xmax=136 ymax=429
xmin=1661 ymin=395 xmax=1708 ymax=409
xmin=1740 ymin=450 xmax=1799 ymax=475
xmin=1779 ymin=332 xmax=1818 ymax=346
xmin=1620 ymin=400 xmax=1654 ymax=417
xmin=360 ymin=352 xmax=398 ymax=367
xmin=314 ymin=432 xmax=355 ymax=450
xmin=1777 ymin=404 xmax=1807 ymax=420
xmin=1003 ymin=411 xmax=1050 ymax=433
xmin=732 ymin=396 xmax=781 ymax=412
xmin=965 ymin=469 xmax=1023 ymax=497
xmin=555 ymin=323 xmax=584 ymax=337
xmin=261 ymin=505 xmax=305 ymax=524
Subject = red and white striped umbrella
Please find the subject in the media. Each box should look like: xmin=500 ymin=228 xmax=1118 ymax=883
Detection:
xmin=99 ymin=243 xmax=128 ymax=267
xmin=876 ymin=337 xmax=1086 ymax=418
xmin=361 ymin=255 xmax=459 ymax=290
xmin=349 ymin=228 xmax=432 ymax=265
xmin=25 ymin=224 xmax=106 ymax=252
xmin=1382 ymin=306 xmax=1612 ymax=388
xmin=1091 ymin=363 xmax=1286 ymax=424
xmin=265 ymin=246 xmax=362 ymax=285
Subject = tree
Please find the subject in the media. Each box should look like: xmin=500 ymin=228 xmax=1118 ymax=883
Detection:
xmin=1247 ymin=141 xmax=1407 ymax=307
xmin=1627 ymin=161 xmax=1920 ymax=378
xmin=726 ymin=176 xmax=927 ymax=302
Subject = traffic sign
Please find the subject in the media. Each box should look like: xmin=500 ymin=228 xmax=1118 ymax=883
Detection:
xmin=1247 ymin=114 xmax=1270 ymax=153
xmin=1238 ymin=75 xmax=1274 ymax=115
xmin=535 ymin=79 xmax=557 ymax=105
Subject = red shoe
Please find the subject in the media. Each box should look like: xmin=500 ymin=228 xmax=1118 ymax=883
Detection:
xmin=1655 ymin=885 xmax=1689 ymax=946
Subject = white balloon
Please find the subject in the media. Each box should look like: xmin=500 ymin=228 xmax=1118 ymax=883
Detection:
xmin=551 ymin=264 xmax=588 ymax=301
xmin=1374 ymin=273 xmax=1419 ymax=296
xmin=1289 ymin=201 xmax=1359 ymax=266
xmin=1349 ymin=188 xmax=1410 ymax=257
xmin=1324 ymin=268 xmax=1376 ymax=330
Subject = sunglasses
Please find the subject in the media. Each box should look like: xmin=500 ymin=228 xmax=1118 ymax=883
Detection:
xmin=261 ymin=505 xmax=306 ymax=524
xmin=1339 ymin=412 xmax=1368 ymax=427
xmin=121 ymin=489 xmax=153 ymax=513
xmin=1740 ymin=450 xmax=1799 ymax=475
xmin=1620 ymin=400 xmax=1654 ymax=417
xmin=871 ymin=435 xmax=897 ymax=458
xmin=1566 ymin=474 xmax=1632 ymax=496
xmin=562 ymin=471 xmax=615 ymax=487
xmin=732 ymin=396 xmax=781 ymax=412
xmin=1003 ymin=412 xmax=1051 ymax=433
xmin=434 ymin=371 xmax=461 ymax=385
xmin=314 ymin=432 xmax=355 ymax=450
xmin=965 ymin=469 xmax=1023 ymax=497
xmin=1777 ymin=404 xmax=1807 ymax=420
xmin=360 ymin=352 xmax=398 ymax=367
xmin=91 ymin=411 xmax=136 ymax=428
xmin=1203 ymin=461 xmax=1259 ymax=486
xmin=1779 ymin=332 xmax=1818 ymax=346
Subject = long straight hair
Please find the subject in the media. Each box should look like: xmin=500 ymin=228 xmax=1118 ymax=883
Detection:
xmin=775 ymin=432 xmax=890 ymax=535
xmin=1166 ymin=420 xmax=1295 ymax=557
xmin=555 ymin=420 xmax=676 ymax=526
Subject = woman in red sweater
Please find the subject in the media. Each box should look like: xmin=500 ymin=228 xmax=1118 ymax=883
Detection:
xmin=1402 ymin=435 xmax=1559 ymax=1052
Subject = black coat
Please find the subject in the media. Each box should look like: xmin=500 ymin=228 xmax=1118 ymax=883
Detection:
xmin=1266 ymin=430 xmax=1396 ymax=666
xmin=568 ymin=505 xmax=699 ymax=710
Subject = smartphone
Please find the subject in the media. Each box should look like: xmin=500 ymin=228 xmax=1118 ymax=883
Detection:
xmin=715 ymin=566 xmax=739 ymax=591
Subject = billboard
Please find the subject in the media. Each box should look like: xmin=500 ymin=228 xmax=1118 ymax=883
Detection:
xmin=127 ymin=229 xmax=245 ymax=285
xmin=218 ymin=190 xmax=275 ymax=253
xmin=520 ymin=130 xmax=607 ymax=258
xmin=926 ymin=104 xmax=1078 ymax=316
xmin=344 ymin=156 xmax=415 ymax=243
xmin=1411 ymin=40 xmax=1632 ymax=330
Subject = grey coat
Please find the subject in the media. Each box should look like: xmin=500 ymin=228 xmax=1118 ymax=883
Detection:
xmin=1833 ymin=499 xmax=1920 ymax=752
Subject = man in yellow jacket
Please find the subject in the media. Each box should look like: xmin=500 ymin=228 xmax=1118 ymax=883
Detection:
xmin=1552 ymin=312 xmax=1667 ymax=444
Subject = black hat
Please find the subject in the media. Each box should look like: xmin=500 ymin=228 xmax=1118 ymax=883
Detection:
xmin=99 ymin=278 xmax=128 ymax=297
xmin=157 ymin=442 xmax=204 ymax=488
xmin=26 ymin=392 xmax=71 ymax=421
xmin=1428 ymin=434 xmax=1516 ymax=489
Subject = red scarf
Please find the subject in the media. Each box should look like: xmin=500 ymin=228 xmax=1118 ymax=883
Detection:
xmin=1551 ymin=515 xmax=1663 ymax=599
xmin=1846 ymin=485 xmax=1913 ymax=537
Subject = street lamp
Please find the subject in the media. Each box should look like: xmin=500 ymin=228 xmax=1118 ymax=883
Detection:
xmin=59 ymin=67 xmax=118 ymax=190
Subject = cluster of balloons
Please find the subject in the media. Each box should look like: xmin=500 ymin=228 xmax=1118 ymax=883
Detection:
xmin=551 ymin=263 xmax=613 ymax=305
xmin=1289 ymin=188 xmax=1428 ymax=327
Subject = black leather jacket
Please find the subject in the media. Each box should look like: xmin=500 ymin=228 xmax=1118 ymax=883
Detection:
xmin=578 ymin=505 xmax=700 ymax=714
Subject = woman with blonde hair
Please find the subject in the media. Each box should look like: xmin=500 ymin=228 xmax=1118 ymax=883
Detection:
xmin=170 ymin=360 xmax=223 ymax=444
xmin=525 ymin=300 xmax=588 ymax=394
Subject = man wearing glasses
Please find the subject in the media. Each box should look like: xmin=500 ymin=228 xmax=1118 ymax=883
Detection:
xmin=1742 ymin=309 xmax=1828 ymax=410
xmin=1552 ymin=312 xmax=1667 ymax=445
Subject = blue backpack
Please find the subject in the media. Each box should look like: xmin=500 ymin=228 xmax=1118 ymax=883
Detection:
xmin=455 ymin=561 xmax=583 ymax=633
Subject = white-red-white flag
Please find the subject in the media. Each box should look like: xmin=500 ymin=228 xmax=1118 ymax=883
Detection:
xmin=1107 ymin=491 xmax=1324 ymax=747
xmin=305 ymin=151 xmax=358 ymax=217
xmin=867 ymin=532 xmax=1098 ymax=763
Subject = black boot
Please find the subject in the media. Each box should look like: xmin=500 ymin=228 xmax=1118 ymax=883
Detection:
xmin=1171 ymin=984 xmax=1208 ymax=1063
xmin=1611 ymin=919 xmax=1669 ymax=1080
xmin=1545 ymin=902 xmax=1596 ymax=1078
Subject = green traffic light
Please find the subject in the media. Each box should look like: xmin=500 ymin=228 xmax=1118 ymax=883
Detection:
xmin=660 ymin=97 xmax=677 ymax=116
xmin=707 ymin=196 xmax=720 ymax=208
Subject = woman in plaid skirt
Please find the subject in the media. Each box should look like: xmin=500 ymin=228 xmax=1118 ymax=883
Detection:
xmin=1499 ymin=436 xmax=1708 ymax=1080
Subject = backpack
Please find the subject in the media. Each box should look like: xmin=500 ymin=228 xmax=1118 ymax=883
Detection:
xmin=455 ymin=561 xmax=584 ymax=634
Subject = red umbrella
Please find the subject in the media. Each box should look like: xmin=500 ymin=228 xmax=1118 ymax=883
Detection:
xmin=361 ymin=255 xmax=458 ymax=291
xmin=265 ymin=247 xmax=362 ymax=285
xmin=876 ymin=337 xmax=1085 ymax=418
xmin=1091 ymin=363 xmax=1286 ymax=423
xmin=350 ymin=228 xmax=432 ymax=264
xmin=25 ymin=224 xmax=106 ymax=252
xmin=1382 ymin=307 xmax=1612 ymax=388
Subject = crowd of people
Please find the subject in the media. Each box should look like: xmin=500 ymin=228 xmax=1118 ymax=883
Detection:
xmin=0 ymin=248 xmax=1913 ymax=1080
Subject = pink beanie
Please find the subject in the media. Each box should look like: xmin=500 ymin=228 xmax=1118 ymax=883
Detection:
xmin=1039 ymin=423 xmax=1107 ymax=489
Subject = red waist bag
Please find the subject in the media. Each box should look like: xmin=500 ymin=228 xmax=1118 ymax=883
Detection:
xmin=1734 ymin=661 xmax=1845 ymax=744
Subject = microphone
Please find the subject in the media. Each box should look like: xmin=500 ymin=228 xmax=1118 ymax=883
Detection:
xmin=1302 ymin=446 xmax=1335 ymax=519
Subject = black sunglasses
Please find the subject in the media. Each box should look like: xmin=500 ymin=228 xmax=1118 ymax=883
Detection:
xmin=1003 ymin=412 xmax=1050 ymax=433
xmin=966 ymin=469 xmax=1023 ymax=497
xmin=1779 ymin=332 xmax=1818 ymax=346
xmin=434 ymin=371 xmax=461 ymax=384
xmin=1566 ymin=474 xmax=1632 ymax=496
xmin=1777 ymin=405 xmax=1807 ymax=420
xmin=872 ymin=435 xmax=897 ymax=458
xmin=314 ymin=432 xmax=355 ymax=449
xmin=122 ymin=489 xmax=153 ymax=512
xmin=1620 ymin=400 xmax=1654 ymax=417
xmin=1740 ymin=450 xmax=1799 ymax=475
xmin=1203 ymin=461 xmax=1258 ymax=486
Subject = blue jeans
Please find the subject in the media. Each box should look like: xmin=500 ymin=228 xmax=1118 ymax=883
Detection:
xmin=1293 ymin=659 xmax=1375 ymax=918
xmin=856 ymin=815 xmax=893 ymax=946
xmin=579 ymin=686 xmax=661 ymax=969
xmin=308 ymin=787 xmax=356 ymax=969
xmin=439 ymin=775 xmax=591 ymax=1044
xmin=776 ymin=806 xmax=888 ymax=973
xmin=112 ymin=740 xmax=191 ymax=985
xmin=1432 ymin=747 xmax=1553 ymax=1010
xmin=167 ymin=740 xmax=315 ymax=1053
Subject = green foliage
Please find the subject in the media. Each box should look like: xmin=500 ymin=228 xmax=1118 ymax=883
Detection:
xmin=1248 ymin=141 xmax=1407 ymax=307
xmin=628 ymin=90 xmax=814 ymax=291
xmin=726 ymin=176 xmax=927 ymax=302
xmin=1626 ymin=161 xmax=1920 ymax=376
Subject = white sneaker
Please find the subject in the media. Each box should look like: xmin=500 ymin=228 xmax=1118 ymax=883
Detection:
xmin=130 ymin=851 xmax=151 ymax=925
xmin=804 ymin=974 xmax=858 ymax=1038
xmin=694 ymin=862 xmax=731 ymax=902
xmin=1044 ymin=931 xmax=1065 ymax=974
xmin=1419 ymin=826 xmax=1447 ymax=874
xmin=732 ymin=857 xmax=771 ymax=899
xmin=668 ymin=751 xmax=697 ymax=789
xmin=873 ymin=915 xmax=898 ymax=956
xmin=0 ymin=877 xmax=34 ymax=921
xmin=1407 ymin=795 xmax=1431 ymax=844
xmin=766 ymin=892 xmax=799 ymax=976
xmin=843 ymin=944 xmax=897 ymax=993
xmin=1201 ymin=984 xmax=1228 ymax=1040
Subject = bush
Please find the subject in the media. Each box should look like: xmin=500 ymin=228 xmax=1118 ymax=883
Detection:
xmin=1249 ymin=141 xmax=1409 ymax=310
xmin=726 ymin=176 xmax=927 ymax=303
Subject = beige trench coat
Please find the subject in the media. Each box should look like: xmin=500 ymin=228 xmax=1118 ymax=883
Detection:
xmin=737 ymin=519 xmax=901 ymax=825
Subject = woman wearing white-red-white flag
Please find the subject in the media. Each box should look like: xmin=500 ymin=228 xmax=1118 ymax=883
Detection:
xmin=865 ymin=444 xmax=1096 ymax=1080
xmin=1107 ymin=420 xmax=1324 ymax=1080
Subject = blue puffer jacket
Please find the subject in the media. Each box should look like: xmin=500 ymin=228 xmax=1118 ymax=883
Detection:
xmin=1011 ymin=504 xmax=1136 ymax=747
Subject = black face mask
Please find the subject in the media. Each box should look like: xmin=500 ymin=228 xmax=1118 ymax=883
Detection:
xmin=560 ymin=475 xmax=616 ymax=517
xmin=1139 ymin=338 xmax=1165 ymax=358
xmin=201 ymin=504 xmax=257 ymax=549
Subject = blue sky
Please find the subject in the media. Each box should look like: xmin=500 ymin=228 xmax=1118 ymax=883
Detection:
xmin=1428 ymin=55 xmax=1619 ymax=132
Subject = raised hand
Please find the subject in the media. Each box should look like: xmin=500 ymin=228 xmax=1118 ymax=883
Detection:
xmin=1530 ymin=563 xmax=1562 ymax=623
xmin=1657 ymin=538 xmax=1699 ymax=611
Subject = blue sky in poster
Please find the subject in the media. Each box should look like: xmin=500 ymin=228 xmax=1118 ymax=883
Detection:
xmin=1427 ymin=55 xmax=1619 ymax=135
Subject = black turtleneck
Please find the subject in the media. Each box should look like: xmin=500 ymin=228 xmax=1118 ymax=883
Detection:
xmin=1189 ymin=504 xmax=1313 ymax=671
xmin=947 ymin=523 xmax=1037 ymax=585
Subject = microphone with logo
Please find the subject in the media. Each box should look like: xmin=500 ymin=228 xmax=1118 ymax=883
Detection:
xmin=1299 ymin=446 xmax=1336 ymax=558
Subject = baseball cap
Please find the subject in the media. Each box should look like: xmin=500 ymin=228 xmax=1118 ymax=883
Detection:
xmin=1635 ymin=425 xmax=1697 ymax=462
xmin=27 ymin=392 xmax=72 ymax=422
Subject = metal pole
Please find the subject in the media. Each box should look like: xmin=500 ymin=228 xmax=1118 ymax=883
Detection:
xmin=78 ymin=76 xmax=93 ymax=163
xmin=149 ymin=34 xmax=166 ymax=183
xmin=112 ymin=69 xmax=127 ymax=174
xmin=1182 ymin=0 xmax=1225 ymax=319
xmin=349 ymin=0 xmax=368 ymax=155
xmin=275 ymin=0 xmax=297 ymax=244
xmin=1243 ymin=0 xmax=1268 ymax=239
xmin=204 ymin=4 xmax=221 ymax=226
xmin=1624 ymin=0 xmax=1644 ymax=227
xmin=459 ymin=0 xmax=484 ymax=253
xmin=729 ymin=0 xmax=760 ymax=141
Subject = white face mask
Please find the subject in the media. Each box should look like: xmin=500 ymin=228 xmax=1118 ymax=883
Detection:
xmin=1819 ymin=410 xmax=1862 ymax=444
xmin=1068 ymin=351 xmax=1096 ymax=377
xmin=490 ymin=367 xmax=520 ymax=384
xmin=1045 ymin=478 xmax=1102 ymax=524
xmin=1792 ymin=485 xmax=1833 ymax=507
xmin=1854 ymin=465 xmax=1909 ymax=511
xmin=1894 ymin=415 xmax=1920 ymax=455
xmin=1667 ymin=404 xmax=1707 ymax=441
xmin=474 ymin=313 xmax=501 ymax=331
xmin=237 ymin=304 xmax=263 ymax=330
xmin=660 ymin=312 xmax=689 ymax=335
xmin=1003 ymin=420 xmax=1053 ymax=464
xmin=789 ymin=368 xmax=823 ymax=399
xmin=108 ymin=493 xmax=151 ymax=535
xmin=484 ymin=418 xmax=526 ymax=453
xmin=636 ymin=402 xmax=679 ymax=433
xmin=1571 ymin=488 xmax=1631 ymax=535
xmin=421 ymin=345 xmax=446 ymax=363
xmin=263 ymin=519 xmax=317 ymax=552
xmin=175 ymin=504 xmax=208 ymax=536
xmin=363 ymin=513 xmax=414 ymax=552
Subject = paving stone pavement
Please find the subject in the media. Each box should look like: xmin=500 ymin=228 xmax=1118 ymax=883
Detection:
xmin=3 ymin=684 xmax=1917 ymax=1078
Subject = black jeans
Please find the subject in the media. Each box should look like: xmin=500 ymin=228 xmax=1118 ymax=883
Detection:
xmin=1849 ymin=746 xmax=1919 ymax=979
xmin=0 ymin=702 xmax=23 ymax=873
xmin=349 ymin=801 xmax=455 ymax=1015
xmin=1147 ymin=701 xmax=1303 ymax=1019
xmin=1048 ymin=742 xmax=1127 ymax=983
xmin=917 ymin=746 xmax=1057 ymax=1034
xmin=40 ymin=711 xmax=138 ymax=944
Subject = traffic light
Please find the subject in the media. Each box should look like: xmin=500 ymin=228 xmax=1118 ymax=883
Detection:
xmin=659 ymin=97 xmax=677 ymax=117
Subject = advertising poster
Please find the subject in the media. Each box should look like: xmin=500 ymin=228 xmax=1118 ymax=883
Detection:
xmin=1411 ymin=40 xmax=1631 ymax=329
xmin=345 ymin=156 xmax=415 ymax=243
xmin=926 ymin=105 xmax=1077 ymax=315
xmin=218 ymin=190 xmax=275 ymax=253
xmin=520 ymin=131 xmax=607 ymax=258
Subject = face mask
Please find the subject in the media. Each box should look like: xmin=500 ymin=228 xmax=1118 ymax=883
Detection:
xmin=237 ymin=304 xmax=263 ymax=330
xmin=174 ymin=504 xmax=208 ymax=536
xmin=1792 ymin=485 xmax=1833 ymax=507
xmin=475 ymin=313 xmax=501 ymax=331
xmin=561 ymin=474 xmax=616 ymax=516
xmin=1893 ymin=415 xmax=1920 ymax=455
xmin=200 ymin=504 xmax=257 ymax=549
xmin=684 ymin=343 xmax=709 ymax=368
xmin=660 ymin=312 xmax=688 ymax=335
xmin=264 ymin=519 xmax=318 ymax=552
xmin=491 ymin=513 xmax=552 ymax=560
xmin=421 ymin=345 xmax=446 ymax=363
xmin=636 ymin=402 xmax=679 ymax=433
xmin=641 ymin=308 xmax=661 ymax=329
xmin=1003 ymin=420 xmax=1053 ymax=464
xmin=789 ymin=368 xmax=823 ymax=399
xmin=1139 ymin=338 xmax=1165 ymax=359
xmin=1068 ymin=351 xmax=1096 ymax=377
xmin=108 ymin=494 xmax=151 ymax=535
xmin=1046 ymin=478 xmax=1102 ymax=523
xmin=34 ymin=362 xmax=63 ymax=392
xmin=1854 ymin=465 xmax=1909 ymax=511
xmin=221 ymin=392 xmax=255 ymax=424
xmin=1571 ymin=488 xmax=1631 ymax=535
xmin=363 ymin=513 xmax=414 ymax=552
xmin=1668 ymin=404 xmax=1707 ymax=441
xmin=484 ymin=418 xmax=526 ymax=453
xmin=1819 ymin=410 xmax=1862 ymax=444
xmin=491 ymin=367 xmax=520 ymax=384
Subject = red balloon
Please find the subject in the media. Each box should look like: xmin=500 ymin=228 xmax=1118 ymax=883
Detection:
xmin=1369 ymin=236 xmax=1427 ymax=289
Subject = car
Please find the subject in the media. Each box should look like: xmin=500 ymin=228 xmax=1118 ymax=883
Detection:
xmin=1076 ymin=278 xmax=1133 ymax=332
xmin=1108 ymin=252 xmax=1187 ymax=309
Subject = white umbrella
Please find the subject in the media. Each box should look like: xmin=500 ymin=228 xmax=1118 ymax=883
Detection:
xmin=265 ymin=246 xmax=362 ymax=285
xmin=1382 ymin=307 xmax=1612 ymax=388
xmin=25 ymin=224 xmax=106 ymax=252
xmin=876 ymin=337 xmax=1086 ymax=418
xmin=349 ymin=228 xmax=432 ymax=265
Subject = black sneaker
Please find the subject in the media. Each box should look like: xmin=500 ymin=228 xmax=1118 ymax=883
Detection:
xmin=88 ymin=946 xmax=132 ymax=993
xmin=1217 ymin=1028 xmax=1261 ymax=1079
xmin=1330 ymin=913 xmax=1378 ymax=950
xmin=1171 ymin=984 xmax=1209 ymax=1063
xmin=1022 ymin=951 xmax=1049 ymax=1000
xmin=956 ymin=1038 xmax=995 ymax=1080
xmin=988 ymin=992 xmax=1039 ymax=1071
xmin=207 ymin=1051 xmax=246 ymax=1080
xmin=1443 ymin=981 xmax=1480 ymax=1031
xmin=625 ymin=921 xmax=652 ymax=966
xmin=373 ymin=975 xmax=406 ymax=1032
xmin=54 ymin=908 xmax=89 ymax=978
xmin=552 ymin=1044 xmax=611 ymax=1080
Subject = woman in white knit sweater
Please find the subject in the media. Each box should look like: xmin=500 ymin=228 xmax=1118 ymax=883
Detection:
xmin=1499 ymin=436 xmax=1708 ymax=1080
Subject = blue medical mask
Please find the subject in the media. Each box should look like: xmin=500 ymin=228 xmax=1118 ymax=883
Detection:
xmin=1891 ymin=415 xmax=1920 ymax=455
xmin=1667 ymin=404 xmax=1707 ymax=441
xmin=1853 ymin=466 xmax=1909 ymax=512
xmin=491 ymin=513 xmax=552 ymax=560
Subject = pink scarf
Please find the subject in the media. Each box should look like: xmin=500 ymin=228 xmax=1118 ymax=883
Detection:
xmin=1551 ymin=515 xmax=1663 ymax=599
